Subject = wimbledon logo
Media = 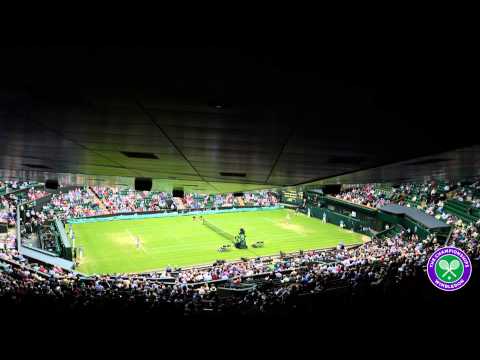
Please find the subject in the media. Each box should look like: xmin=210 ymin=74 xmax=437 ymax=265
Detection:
xmin=427 ymin=246 xmax=472 ymax=292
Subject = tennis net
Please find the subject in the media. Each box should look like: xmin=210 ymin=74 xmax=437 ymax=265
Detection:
xmin=202 ymin=218 xmax=235 ymax=244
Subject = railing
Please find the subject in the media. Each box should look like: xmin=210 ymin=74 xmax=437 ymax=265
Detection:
xmin=0 ymin=183 xmax=44 ymax=198
xmin=445 ymin=226 xmax=455 ymax=246
xmin=325 ymin=195 xmax=379 ymax=213
xmin=374 ymin=225 xmax=403 ymax=240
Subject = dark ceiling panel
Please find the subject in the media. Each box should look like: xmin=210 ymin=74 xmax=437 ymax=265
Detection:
xmin=1 ymin=46 xmax=478 ymax=192
xmin=303 ymin=146 xmax=480 ymax=187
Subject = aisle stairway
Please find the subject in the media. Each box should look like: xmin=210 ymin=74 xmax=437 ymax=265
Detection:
xmin=88 ymin=187 xmax=109 ymax=212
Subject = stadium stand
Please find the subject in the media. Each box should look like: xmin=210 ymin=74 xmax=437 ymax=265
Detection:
xmin=1 ymin=178 xmax=479 ymax=317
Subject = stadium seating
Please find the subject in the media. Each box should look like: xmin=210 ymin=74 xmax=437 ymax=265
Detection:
xmin=444 ymin=199 xmax=479 ymax=225
xmin=1 ymin=178 xmax=479 ymax=316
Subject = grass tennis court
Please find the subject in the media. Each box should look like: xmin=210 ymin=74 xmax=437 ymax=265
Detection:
xmin=72 ymin=209 xmax=367 ymax=275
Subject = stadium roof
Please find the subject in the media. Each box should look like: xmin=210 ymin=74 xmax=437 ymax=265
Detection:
xmin=379 ymin=204 xmax=450 ymax=230
xmin=0 ymin=46 xmax=478 ymax=192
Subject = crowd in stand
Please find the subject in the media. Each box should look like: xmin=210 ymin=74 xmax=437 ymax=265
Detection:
xmin=40 ymin=187 xmax=279 ymax=217
xmin=174 ymin=191 xmax=277 ymax=210
xmin=1 ymin=225 xmax=458 ymax=315
xmin=1 ymin=179 xmax=480 ymax=315
xmin=0 ymin=195 xmax=16 ymax=226
xmin=0 ymin=180 xmax=40 ymax=194
xmin=45 ymin=188 xmax=107 ymax=220
xmin=338 ymin=181 xmax=480 ymax=212
xmin=1 ymin=186 xmax=50 ymax=229
xmin=3 ymin=184 xmax=280 ymax=230
xmin=93 ymin=187 xmax=171 ymax=213
xmin=335 ymin=184 xmax=391 ymax=208
xmin=337 ymin=180 xmax=480 ymax=256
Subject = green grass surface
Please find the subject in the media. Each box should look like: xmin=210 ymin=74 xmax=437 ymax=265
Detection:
xmin=72 ymin=209 xmax=366 ymax=275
